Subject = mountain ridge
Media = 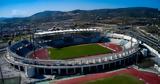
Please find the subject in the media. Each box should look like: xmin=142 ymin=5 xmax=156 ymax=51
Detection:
xmin=0 ymin=7 xmax=159 ymax=24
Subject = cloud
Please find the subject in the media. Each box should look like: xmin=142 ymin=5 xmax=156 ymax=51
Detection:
xmin=11 ymin=9 xmax=28 ymax=17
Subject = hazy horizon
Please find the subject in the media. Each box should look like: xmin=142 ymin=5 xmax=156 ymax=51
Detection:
xmin=1 ymin=0 xmax=160 ymax=18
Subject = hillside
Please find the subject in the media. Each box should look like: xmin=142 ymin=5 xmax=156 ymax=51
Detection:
xmin=0 ymin=7 xmax=159 ymax=30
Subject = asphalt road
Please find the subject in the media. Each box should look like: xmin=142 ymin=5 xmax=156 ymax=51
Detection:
xmin=117 ymin=28 xmax=160 ymax=53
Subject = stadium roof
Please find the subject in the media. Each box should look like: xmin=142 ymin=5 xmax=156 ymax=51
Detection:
xmin=34 ymin=28 xmax=97 ymax=36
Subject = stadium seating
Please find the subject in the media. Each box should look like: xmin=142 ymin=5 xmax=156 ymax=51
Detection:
xmin=10 ymin=40 xmax=38 ymax=57
xmin=119 ymin=40 xmax=128 ymax=46
xmin=35 ymin=32 xmax=103 ymax=47
xmin=99 ymin=37 xmax=110 ymax=42
xmin=17 ymin=47 xmax=31 ymax=57
xmin=109 ymin=38 xmax=122 ymax=44
xmin=31 ymin=31 xmax=113 ymax=50
xmin=10 ymin=42 xmax=23 ymax=52
xmin=21 ymin=40 xmax=30 ymax=44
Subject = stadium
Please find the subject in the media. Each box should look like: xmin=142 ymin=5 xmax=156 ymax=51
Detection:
xmin=5 ymin=28 xmax=142 ymax=78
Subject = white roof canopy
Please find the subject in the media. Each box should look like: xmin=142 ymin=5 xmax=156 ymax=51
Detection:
xmin=34 ymin=28 xmax=97 ymax=36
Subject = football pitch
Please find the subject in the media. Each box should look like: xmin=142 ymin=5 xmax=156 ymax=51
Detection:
xmin=85 ymin=74 xmax=144 ymax=84
xmin=48 ymin=43 xmax=112 ymax=60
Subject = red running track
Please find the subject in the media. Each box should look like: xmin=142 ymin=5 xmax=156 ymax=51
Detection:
xmin=98 ymin=43 xmax=123 ymax=53
xmin=30 ymin=48 xmax=49 ymax=59
xmin=53 ymin=68 xmax=160 ymax=84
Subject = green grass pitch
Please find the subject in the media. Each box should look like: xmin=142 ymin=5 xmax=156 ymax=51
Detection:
xmin=85 ymin=74 xmax=144 ymax=84
xmin=48 ymin=43 xmax=112 ymax=60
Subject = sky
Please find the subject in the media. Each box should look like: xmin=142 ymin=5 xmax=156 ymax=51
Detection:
xmin=0 ymin=0 xmax=160 ymax=17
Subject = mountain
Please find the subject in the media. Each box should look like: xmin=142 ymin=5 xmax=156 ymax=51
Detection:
xmin=0 ymin=17 xmax=8 ymax=22
xmin=0 ymin=7 xmax=159 ymax=26
xmin=29 ymin=11 xmax=66 ymax=22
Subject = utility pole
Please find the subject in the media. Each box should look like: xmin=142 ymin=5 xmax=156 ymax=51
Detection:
xmin=0 ymin=65 xmax=4 ymax=84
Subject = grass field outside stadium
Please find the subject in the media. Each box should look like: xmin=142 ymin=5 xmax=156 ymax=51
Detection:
xmin=85 ymin=74 xmax=144 ymax=84
xmin=48 ymin=43 xmax=112 ymax=60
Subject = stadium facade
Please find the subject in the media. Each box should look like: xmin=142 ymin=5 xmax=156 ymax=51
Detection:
xmin=5 ymin=28 xmax=143 ymax=78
